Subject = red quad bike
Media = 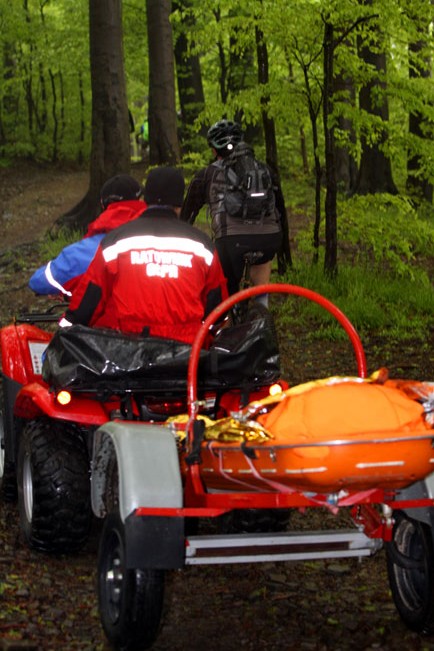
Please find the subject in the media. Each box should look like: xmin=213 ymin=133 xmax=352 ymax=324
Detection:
xmin=2 ymin=285 xmax=434 ymax=650
xmin=0 ymin=295 xmax=287 ymax=553
xmin=86 ymin=285 xmax=434 ymax=651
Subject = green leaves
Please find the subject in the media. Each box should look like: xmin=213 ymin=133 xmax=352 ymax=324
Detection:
xmin=338 ymin=193 xmax=434 ymax=275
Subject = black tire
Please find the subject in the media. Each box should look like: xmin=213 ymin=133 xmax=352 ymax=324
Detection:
xmin=218 ymin=508 xmax=291 ymax=534
xmin=98 ymin=511 xmax=165 ymax=650
xmin=17 ymin=418 xmax=92 ymax=553
xmin=0 ymin=410 xmax=18 ymax=502
xmin=386 ymin=510 xmax=434 ymax=634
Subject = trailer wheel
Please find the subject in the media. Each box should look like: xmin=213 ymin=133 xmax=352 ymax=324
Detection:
xmin=386 ymin=510 xmax=434 ymax=634
xmin=17 ymin=418 xmax=91 ymax=553
xmin=98 ymin=511 xmax=165 ymax=650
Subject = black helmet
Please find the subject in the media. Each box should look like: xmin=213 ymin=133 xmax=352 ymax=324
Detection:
xmin=144 ymin=167 xmax=185 ymax=207
xmin=207 ymin=119 xmax=243 ymax=154
xmin=100 ymin=174 xmax=143 ymax=209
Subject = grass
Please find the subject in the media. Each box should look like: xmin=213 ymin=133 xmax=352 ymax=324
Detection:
xmin=37 ymin=229 xmax=84 ymax=262
xmin=272 ymin=261 xmax=434 ymax=340
xmin=269 ymin=184 xmax=434 ymax=340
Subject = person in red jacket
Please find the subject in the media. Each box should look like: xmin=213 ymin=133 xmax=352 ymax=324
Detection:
xmin=60 ymin=167 xmax=228 ymax=345
xmin=29 ymin=174 xmax=145 ymax=298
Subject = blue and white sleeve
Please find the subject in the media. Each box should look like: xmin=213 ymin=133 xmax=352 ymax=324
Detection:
xmin=28 ymin=236 xmax=102 ymax=296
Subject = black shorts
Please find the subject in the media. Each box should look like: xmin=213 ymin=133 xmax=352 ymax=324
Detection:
xmin=215 ymin=232 xmax=282 ymax=295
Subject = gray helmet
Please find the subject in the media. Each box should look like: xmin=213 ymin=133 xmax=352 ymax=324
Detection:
xmin=207 ymin=119 xmax=243 ymax=153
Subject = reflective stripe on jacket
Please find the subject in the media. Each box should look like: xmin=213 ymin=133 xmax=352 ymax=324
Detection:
xmin=64 ymin=207 xmax=228 ymax=344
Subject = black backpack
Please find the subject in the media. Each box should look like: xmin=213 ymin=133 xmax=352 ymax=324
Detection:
xmin=209 ymin=142 xmax=275 ymax=224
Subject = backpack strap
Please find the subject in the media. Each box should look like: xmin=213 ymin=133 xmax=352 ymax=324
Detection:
xmin=207 ymin=161 xmax=229 ymax=236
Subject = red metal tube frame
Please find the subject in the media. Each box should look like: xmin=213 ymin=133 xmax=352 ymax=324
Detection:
xmin=187 ymin=282 xmax=367 ymax=426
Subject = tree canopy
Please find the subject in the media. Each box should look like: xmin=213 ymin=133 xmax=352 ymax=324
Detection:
xmin=1 ymin=0 xmax=433 ymax=269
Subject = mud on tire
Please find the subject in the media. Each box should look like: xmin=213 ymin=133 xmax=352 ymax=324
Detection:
xmin=17 ymin=418 xmax=92 ymax=553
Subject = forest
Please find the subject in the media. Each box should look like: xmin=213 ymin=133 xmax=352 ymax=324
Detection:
xmin=1 ymin=7 xmax=434 ymax=646
xmin=0 ymin=0 xmax=433 ymax=283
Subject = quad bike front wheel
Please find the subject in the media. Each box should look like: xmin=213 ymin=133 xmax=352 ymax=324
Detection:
xmin=386 ymin=510 xmax=434 ymax=634
xmin=98 ymin=511 xmax=165 ymax=651
xmin=17 ymin=418 xmax=92 ymax=553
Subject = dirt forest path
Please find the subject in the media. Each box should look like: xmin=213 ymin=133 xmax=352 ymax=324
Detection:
xmin=0 ymin=162 xmax=434 ymax=650
xmin=0 ymin=161 xmax=145 ymax=322
xmin=0 ymin=161 xmax=146 ymax=251
xmin=0 ymin=162 xmax=90 ymax=251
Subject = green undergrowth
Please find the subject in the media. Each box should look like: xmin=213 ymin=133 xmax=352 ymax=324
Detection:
xmin=280 ymin=192 xmax=434 ymax=340
xmin=272 ymin=261 xmax=434 ymax=340
xmin=38 ymin=229 xmax=83 ymax=262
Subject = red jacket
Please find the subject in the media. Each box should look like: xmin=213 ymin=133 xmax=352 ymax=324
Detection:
xmin=85 ymin=200 xmax=145 ymax=236
xmin=63 ymin=207 xmax=228 ymax=344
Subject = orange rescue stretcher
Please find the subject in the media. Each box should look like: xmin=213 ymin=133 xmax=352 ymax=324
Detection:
xmin=182 ymin=374 xmax=434 ymax=494
xmin=179 ymin=284 xmax=434 ymax=511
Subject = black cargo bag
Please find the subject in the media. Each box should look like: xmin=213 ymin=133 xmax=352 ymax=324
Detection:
xmin=42 ymin=304 xmax=280 ymax=392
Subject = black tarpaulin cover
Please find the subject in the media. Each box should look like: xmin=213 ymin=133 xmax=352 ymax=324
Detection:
xmin=42 ymin=305 xmax=281 ymax=392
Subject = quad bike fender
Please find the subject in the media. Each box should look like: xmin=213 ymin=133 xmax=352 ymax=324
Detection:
xmin=92 ymin=422 xmax=185 ymax=569
xmin=91 ymin=421 xmax=183 ymax=522
xmin=1 ymin=323 xmax=52 ymax=385
xmin=394 ymin=472 xmax=434 ymax=526
xmin=13 ymin=382 xmax=109 ymax=425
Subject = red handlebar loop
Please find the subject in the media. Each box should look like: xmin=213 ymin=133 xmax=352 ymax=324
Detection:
xmin=187 ymin=284 xmax=367 ymax=440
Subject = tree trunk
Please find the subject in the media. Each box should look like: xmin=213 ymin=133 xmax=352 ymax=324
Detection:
xmin=255 ymin=26 xmax=277 ymax=173
xmin=227 ymin=10 xmax=261 ymax=144
xmin=285 ymin=45 xmax=322 ymax=264
xmin=1 ymin=47 xmax=18 ymax=150
xmin=334 ymin=72 xmax=357 ymax=194
xmin=146 ymin=0 xmax=181 ymax=165
xmin=354 ymin=17 xmax=397 ymax=195
xmin=172 ymin=0 xmax=206 ymax=152
xmin=256 ymin=23 xmax=292 ymax=271
xmin=323 ymin=21 xmax=338 ymax=277
xmin=54 ymin=0 xmax=131 ymax=232
xmin=78 ymin=70 xmax=85 ymax=166
xmin=48 ymin=69 xmax=58 ymax=162
xmin=22 ymin=0 xmax=34 ymax=135
xmin=406 ymin=11 xmax=433 ymax=203
xmin=213 ymin=8 xmax=229 ymax=104
xmin=39 ymin=61 xmax=48 ymax=133
xmin=59 ymin=71 xmax=66 ymax=148
xmin=299 ymin=126 xmax=309 ymax=175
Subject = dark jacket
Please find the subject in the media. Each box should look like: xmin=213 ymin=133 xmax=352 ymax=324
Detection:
xmin=180 ymin=159 xmax=286 ymax=239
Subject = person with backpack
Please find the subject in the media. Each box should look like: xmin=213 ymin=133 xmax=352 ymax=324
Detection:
xmin=28 ymin=174 xmax=146 ymax=298
xmin=180 ymin=119 xmax=288 ymax=305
